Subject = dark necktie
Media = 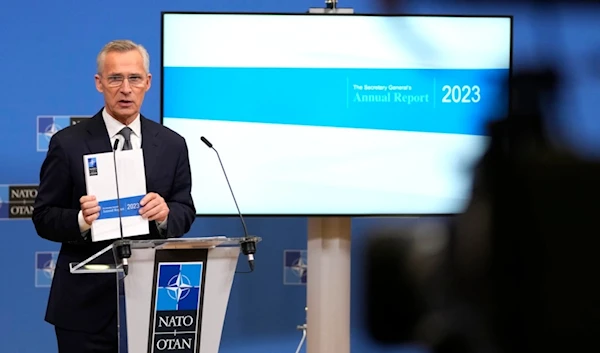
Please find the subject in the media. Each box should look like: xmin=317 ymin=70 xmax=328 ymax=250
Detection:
xmin=118 ymin=127 xmax=133 ymax=150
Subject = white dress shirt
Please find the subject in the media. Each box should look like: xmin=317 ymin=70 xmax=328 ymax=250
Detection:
xmin=102 ymin=107 xmax=142 ymax=150
xmin=78 ymin=108 xmax=167 ymax=236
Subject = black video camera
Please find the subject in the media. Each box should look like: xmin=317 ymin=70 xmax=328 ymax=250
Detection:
xmin=364 ymin=70 xmax=600 ymax=353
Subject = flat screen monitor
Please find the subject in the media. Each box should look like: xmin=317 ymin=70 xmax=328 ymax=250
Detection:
xmin=161 ymin=12 xmax=512 ymax=216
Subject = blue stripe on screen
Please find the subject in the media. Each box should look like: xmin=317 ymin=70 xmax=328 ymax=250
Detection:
xmin=163 ymin=67 xmax=509 ymax=136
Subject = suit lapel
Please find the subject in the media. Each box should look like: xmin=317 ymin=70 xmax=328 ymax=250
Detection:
xmin=141 ymin=116 xmax=160 ymax=189
xmin=84 ymin=111 xmax=112 ymax=154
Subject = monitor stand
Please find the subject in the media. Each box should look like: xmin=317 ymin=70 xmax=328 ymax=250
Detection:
xmin=304 ymin=4 xmax=354 ymax=353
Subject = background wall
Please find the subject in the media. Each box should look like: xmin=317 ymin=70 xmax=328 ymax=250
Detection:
xmin=1 ymin=1 xmax=599 ymax=353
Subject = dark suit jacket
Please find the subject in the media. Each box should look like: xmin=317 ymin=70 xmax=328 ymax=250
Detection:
xmin=32 ymin=109 xmax=196 ymax=333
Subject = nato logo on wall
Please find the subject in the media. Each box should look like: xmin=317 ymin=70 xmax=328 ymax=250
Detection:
xmin=283 ymin=250 xmax=307 ymax=285
xmin=37 ymin=115 xmax=90 ymax=152
xmin=0 ymin=184 xmax=38 ymax=219
xmin=35 ymin=251 xmax=58 ymax=288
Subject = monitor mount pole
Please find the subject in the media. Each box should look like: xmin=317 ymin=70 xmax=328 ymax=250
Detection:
xmin=304 ymin=4 xmax=353 ymax=353
xmin=308 ymin=0 xmax=354 ymax=14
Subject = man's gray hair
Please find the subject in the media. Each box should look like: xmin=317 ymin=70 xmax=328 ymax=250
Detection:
xmin=96 ymin=40 xmax=150 ymax=74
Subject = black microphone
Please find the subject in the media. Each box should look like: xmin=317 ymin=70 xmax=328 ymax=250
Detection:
xmin=113 ymin=139 xmax=131 ymax=275
xmin=200 ymin=136 xmax=256 ymax=272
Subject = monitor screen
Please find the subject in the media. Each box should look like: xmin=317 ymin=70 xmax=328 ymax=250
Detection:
xmin=161 ymin=12 xmax=512 ymax=216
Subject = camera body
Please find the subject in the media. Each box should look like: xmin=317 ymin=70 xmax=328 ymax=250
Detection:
xmin=364 ymin=71 xmax=600 ymax=352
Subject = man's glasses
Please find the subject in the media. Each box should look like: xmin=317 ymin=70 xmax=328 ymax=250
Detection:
xmin=104 ymin=74 xmax=146 ymax=87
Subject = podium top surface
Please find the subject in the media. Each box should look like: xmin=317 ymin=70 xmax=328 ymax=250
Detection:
xmin=113 ymin=236 xmax=261 ymax=250
xmin=69 ymin=236 xmax=261 ymax=274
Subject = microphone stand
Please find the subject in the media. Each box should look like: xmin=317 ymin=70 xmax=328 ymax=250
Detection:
xmin=112 ymin=139 xmax=131 ymax=275
xmin=295 ymin=306 xmax=308 ymax=353
xmin=200 ymin=136 xmax=257 ymax=272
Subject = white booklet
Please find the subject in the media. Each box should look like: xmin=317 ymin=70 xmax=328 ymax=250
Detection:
xmin=83 ymin=149 xmax=149 ymax=242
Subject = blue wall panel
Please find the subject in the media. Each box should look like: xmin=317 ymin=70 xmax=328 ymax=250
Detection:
xmin=1 ymin=1 xmax=600 ymax=352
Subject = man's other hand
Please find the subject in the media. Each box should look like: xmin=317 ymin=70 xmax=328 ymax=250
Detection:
xmin=139 ymin=192 xmax=169 ymax=223
xmin=80 ymin=195 xmax=100 ymax=225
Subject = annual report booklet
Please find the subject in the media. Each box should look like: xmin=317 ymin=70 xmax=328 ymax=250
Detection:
xmin=83 ymin=149 xmax=149 ymax=242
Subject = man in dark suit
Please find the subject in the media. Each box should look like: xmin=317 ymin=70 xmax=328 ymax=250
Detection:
xmin=32 ymin=39 xmax=196 ymax=353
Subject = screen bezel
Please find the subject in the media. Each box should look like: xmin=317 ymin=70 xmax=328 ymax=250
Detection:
xmin=159 ymin=11 xmax=514 ymax=218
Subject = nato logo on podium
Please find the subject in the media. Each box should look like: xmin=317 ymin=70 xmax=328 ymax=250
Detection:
xmin=150 ymin=262 xmax=204 ymax=352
